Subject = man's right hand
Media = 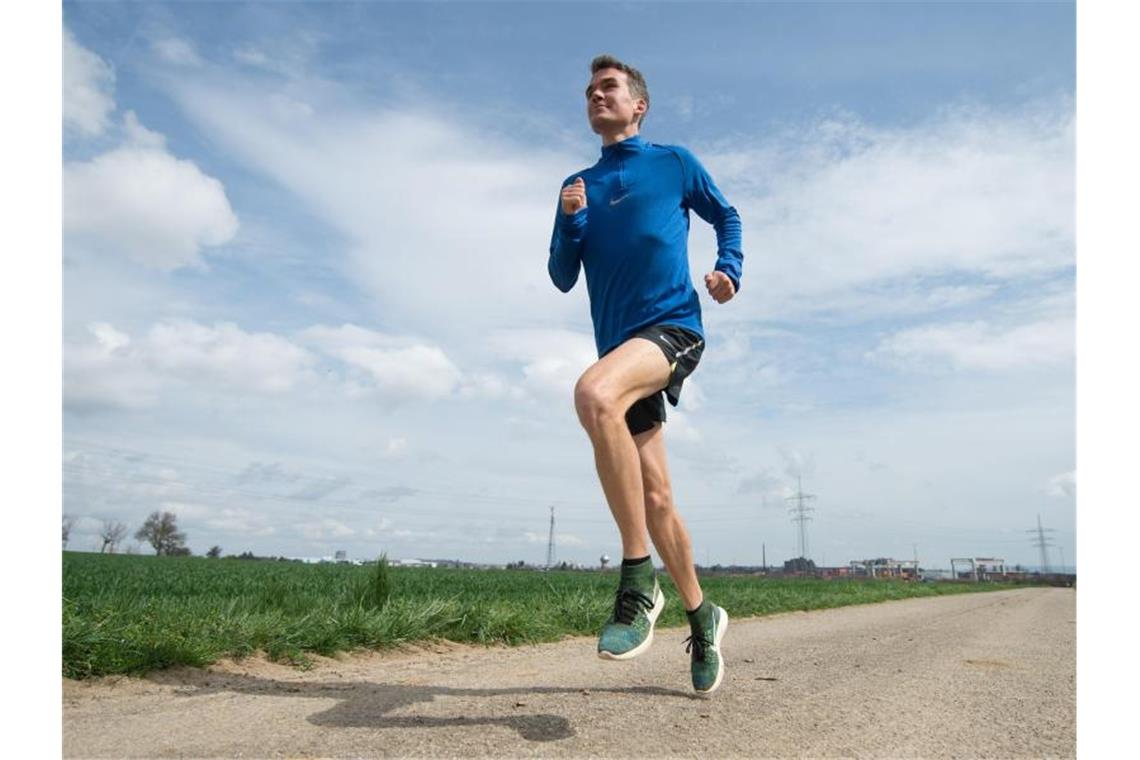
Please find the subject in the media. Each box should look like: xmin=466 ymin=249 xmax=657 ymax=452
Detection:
xmin=561 ymin=177 xmax=587 ymax=215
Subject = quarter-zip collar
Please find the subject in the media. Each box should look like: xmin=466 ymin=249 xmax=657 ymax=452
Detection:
xmin=600 ymin=134 xmax=647 ymax=161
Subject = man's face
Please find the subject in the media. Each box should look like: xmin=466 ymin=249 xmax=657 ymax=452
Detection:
xmin=586 ymin=68 xmax=645 ymax=134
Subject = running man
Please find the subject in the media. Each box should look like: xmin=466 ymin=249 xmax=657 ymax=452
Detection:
xmin=548 ymin=55 xmax=743 ymax=694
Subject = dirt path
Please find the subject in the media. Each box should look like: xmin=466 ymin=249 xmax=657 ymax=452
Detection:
xmin=63 ymin=587 xmax=1075 ymax=758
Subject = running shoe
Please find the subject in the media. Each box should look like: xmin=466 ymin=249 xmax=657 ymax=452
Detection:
xmin=597 ymin=575 xmax=665 ymax=660
xmin=685 ymin=602 xmax=728 ymax=694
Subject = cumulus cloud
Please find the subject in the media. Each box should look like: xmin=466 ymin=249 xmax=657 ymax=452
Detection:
xmin=65 ymin=320 xmax=317 ymax=411
xmin=121 ymin=110 xmax=167 ymax=149
xmin=868 ymin=316 xmax=1074 ymax=372
xmin=64 ymin=28 xmax=115 ymax=136
xmin=485 ymin=328 xmax=596 ymax=400
xmin=699 ymin=100 xmax=1074 ymax=319
xmin=65 ymin=127 xmax=240 ymax=269
xmin=64 ymin=323 xmax=162 ymax=411
xmin=146 ymin=320 xmax=314 ymax=392
xmin=299 ymin=324 xmax=463 ymax=401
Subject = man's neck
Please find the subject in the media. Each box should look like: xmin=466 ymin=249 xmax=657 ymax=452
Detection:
xmin=601 ymin=126 xmax=640 ymax=147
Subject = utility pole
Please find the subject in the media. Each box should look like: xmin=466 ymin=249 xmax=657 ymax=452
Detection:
xmin=546 ymin=506 xmax=556 ymax=569
xmin=1026 ymin=514 xmax=1056 ymax=574
xmin=762 ymin=543 xmax=766 ymax=572
xmin=786 ymin=474 xmax=816 ymax=560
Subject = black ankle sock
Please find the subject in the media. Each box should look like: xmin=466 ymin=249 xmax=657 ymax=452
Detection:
xmin=686 ymin=601 xmax=707 ymax=617
xmin=621 ymin=555 xmax=651 ymax=567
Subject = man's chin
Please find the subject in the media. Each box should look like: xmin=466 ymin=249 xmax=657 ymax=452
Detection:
xmin=589 ymin=114 xmax=618 ymax=134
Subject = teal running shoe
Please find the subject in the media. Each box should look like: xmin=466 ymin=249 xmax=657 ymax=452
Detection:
xmin=685 ymin=603 xmax=728 ymax=694
xmin=597 ymin=576 xmax=665 ymax=661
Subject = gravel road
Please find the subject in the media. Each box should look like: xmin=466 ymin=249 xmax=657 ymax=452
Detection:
xmin=63 ymin=586 xmax=1075 ymax=758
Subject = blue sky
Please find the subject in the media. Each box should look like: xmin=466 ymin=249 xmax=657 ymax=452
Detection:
xmin=61 ymin=1 xmax=1075 ymax=570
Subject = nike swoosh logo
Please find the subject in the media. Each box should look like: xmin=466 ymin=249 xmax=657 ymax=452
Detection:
xmin=609 ymin=194 xmax=630 ymax=205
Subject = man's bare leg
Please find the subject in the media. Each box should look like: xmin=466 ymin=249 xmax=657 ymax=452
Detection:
xmin=634 ymin=423 xmax=703 ymax=610
xmin=574 ymin=338 xmax=672 ymax=560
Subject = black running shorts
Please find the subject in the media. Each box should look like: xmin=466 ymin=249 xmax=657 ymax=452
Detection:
xmin=624 ymin=324 xmax=705 ymax=436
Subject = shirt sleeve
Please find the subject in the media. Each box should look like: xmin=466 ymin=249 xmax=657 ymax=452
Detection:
xmin=548 ymin=179 xmax=588 ymax=293
xmin=672 ymin=147 xmax=743 ymax=293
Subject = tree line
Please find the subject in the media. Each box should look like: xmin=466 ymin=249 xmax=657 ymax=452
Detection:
xmin=61 ymin=511 xmax=220 ymax=557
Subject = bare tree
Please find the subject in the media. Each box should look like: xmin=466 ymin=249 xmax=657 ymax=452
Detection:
xmin=63 ymin=514 xmax=76 ymax=549
xmin=100 ymin=520 xmax=128 ymax=554
xmin=134 ymin=511 xmax=187 ymax=556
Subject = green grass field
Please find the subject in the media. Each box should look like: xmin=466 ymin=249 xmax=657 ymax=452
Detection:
xmin=63 ymin=552 xmax=1014 ymax=679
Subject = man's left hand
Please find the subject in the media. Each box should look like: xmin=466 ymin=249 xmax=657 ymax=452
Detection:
xmin=704 ymin=271 xmax=736 ymax=304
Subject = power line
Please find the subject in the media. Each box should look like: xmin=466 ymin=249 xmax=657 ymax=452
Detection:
xmin=546 ymin=506 xmax=556 ymax=569
xmin=1026 ymin=513 xmax=1057 ymax=573
xmin=786 ymin=474 xmax=816 ymax=560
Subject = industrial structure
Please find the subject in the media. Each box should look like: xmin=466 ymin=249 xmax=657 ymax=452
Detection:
xmin=950 ymin=557 xmax=1007 ymax=581
xmin=850 ymin=558 xmax=919 ymax=579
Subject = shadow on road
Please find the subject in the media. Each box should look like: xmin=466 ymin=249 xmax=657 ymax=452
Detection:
xmin=147 ymin=669 xmax=695 ymax=743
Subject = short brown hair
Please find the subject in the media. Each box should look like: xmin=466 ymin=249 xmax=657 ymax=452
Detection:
xmin=590 ymin=54 xmax=650 ymax=125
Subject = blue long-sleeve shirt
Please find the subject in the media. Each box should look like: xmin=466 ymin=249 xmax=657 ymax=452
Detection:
xmin=548 ymin=134 xmax=743 ymax=357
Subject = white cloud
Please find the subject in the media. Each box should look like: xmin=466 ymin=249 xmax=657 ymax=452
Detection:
xmin=121 ymin=111 xmax=167 ymax=149
xmin=166 ymin=81 xmax=589 ymax=337
xmin=147 ymin=320 xmax=314 ymax=392
xmin=699 ymin=100 xmax=1074 ymax=319
xmin=664 ymin=409 xmax=703 ymax=444
xmin=1046 ymin=470 xmax=1075 ymax=499
xmin=64 ymin=324 xmax=161 ymax=411
xmin=158 ymin=501 xmax=214 ymax=521
xmin=340 ymin=344 xmax=461 ymax=399
xmin=152 ymin=37 xmax=203 ymax=67
xmin=486 ymin=328 xmax=597 ymax=400
xmin=868 ymin=316 xmax=1074 ymax=372
xmin=300 ymin=324 xmax=463 ymax=401
xmin=457 ymin=371 xmax=524 ymax=401
xmin=65 ymin=320 xmax=317 ymax=411
xmin=64 ymin=28 xmax=115 ymax=136
xmin=64 ymin=131 xmax=240 ymax=270
xmin=298 ymin=518 xmax=357 ymax=541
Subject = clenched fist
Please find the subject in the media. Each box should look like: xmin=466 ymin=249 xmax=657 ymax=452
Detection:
xmin=561 ymin=177 xmax=587 ymax=215
xmin=705 ymin=271 xmax=736 ymax=304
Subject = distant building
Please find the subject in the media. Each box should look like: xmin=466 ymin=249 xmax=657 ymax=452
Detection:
xmin=850 ymin=558 xmax=918 ymax=579
xmin=783 ymin=557 xmax=816 ymax=574
xmin=388 ymin=558 xmax=438 ymax=568
xmin=950 ymin=557 xmax=1006 ymax=581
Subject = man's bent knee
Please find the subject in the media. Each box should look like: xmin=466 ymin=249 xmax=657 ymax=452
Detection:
xmin=574 ymin=374 xmax=624 ymax=433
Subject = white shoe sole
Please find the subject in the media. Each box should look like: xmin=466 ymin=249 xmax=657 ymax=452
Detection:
xmin=597 ymin=585 xmax=665 ymax=661
xmin=695 ymin=605 xmax=729 ymax=695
